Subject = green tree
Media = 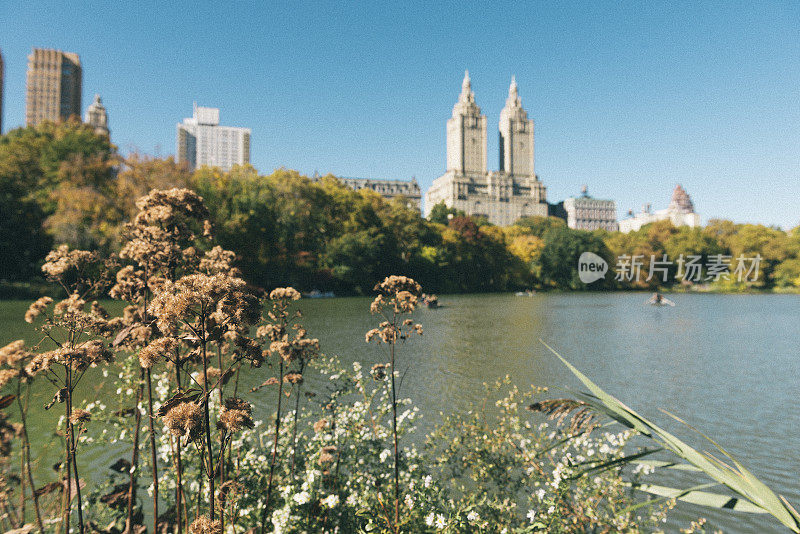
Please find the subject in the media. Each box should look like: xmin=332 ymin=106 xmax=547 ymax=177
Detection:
xmin=0 ymin=120 xmax=116 ymax=276
xmin=515 ymin=215 xmax=567 ymax=238
xmin=540 ymin=226 xmax=613 ymax=289
xmin=427 ymin=201 xmax=465 ymax=225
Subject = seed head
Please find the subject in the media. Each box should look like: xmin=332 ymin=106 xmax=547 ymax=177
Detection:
xmin=70 ymin=409 xmax=91 ymax=425
xmin=138 ymin=337 xmax=178 ymax=369
xmin=163 ymin=402 xmax=203 ymax=441
xmin=268 ymin=287 xmax=301 ymax=301
xmin=218 ymin=397 xmax=254 ymax=433
xmin=25 ymin=297 xmax=53 ymax=323
xmin=188 ymin=515 xmax=221 ymax=534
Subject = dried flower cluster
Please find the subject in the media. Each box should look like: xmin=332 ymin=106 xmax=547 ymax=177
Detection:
xmin=41 ymin=245 xmax=100 ymax=280
xmin=313 ymin=418 xmax=329 ymax=433
xmin=150 ymin=275 xmax=260 ymax=336
xmin=269 ymin=287 xmax=301 ymax=301
xmin=163 ymin=401 xmax=204 ymax=441
xmin=25 ymin=340 xmax=113 ymax=377
xmin=188 ymin=515 xmax=222 ymax=534
xmin=69 ymin=409 xmax=91 ymax=425
xmin=370 ymin=363 xmax=387 ymax=381
xmin=283 ymin=372 xmax=303 ymax=384
xmin=0 ymin=369 xmax=19 ymax=389
xmin=268 ymin=332 xmax=320 ymax=363
xmin=138 ymin=337 xmax=178 ymax=369
xmin=192 ymin=366 xmax=222 ymax=387
xmin=0 ymin=340 xmax=30 ymax=369
xmin=218 ymin=397 xmax=254 ymax=433
xmin=133 ymin=188 xmax=209 ymax=232
xmin=199 ymin=246 xmax=240 ymax=277
xmin=318 ymin=445 xmax=337 ymax=467
xmin=24 ymin=296 xmax=53 ymax=323
xmin=367 ymin=276 xmax=424 ymax=346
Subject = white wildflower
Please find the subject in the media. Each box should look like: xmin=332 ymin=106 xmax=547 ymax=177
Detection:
xmin=292 ymin=490 xmax=311 ymax=505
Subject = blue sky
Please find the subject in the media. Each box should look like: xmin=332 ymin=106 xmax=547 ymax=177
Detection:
xmin=2 ymin=1 xmax=799 ymax=227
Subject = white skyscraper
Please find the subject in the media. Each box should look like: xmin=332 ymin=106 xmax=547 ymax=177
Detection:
xmin=177 ymin=104 xmax=250 ymax=171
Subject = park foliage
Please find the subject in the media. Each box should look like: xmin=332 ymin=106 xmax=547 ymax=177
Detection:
xmin=3 ymin=121 xmax=800 ymax=296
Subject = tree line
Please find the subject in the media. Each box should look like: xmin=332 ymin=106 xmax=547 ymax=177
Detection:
xmin=2 ymin=119 xmax=799 ymax=295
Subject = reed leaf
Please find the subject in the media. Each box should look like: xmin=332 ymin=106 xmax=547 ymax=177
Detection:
xmin=631 ymin=483 xmax=768 ymax=514
xmin=541 ymin=340 xmax=800 ymax=532
xmin=631 ymin=459 xmax=702 ymax=472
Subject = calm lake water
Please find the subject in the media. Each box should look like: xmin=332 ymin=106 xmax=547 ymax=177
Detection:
xmin=2 ymin=293 xmax=798 ymax=532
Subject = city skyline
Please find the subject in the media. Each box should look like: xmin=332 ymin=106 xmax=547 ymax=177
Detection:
xmin=1 ymin=2 xmax=799 ymax=228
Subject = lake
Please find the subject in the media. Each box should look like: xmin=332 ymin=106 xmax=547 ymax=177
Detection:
xmin=2 ymin=293 xmax=798 ymax=532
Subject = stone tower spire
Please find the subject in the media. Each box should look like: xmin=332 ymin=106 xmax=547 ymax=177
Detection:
xmin=499 ymin=75 xmax=534 ymax=178
xmin=508 ymin=75 xmax=519 ymax=104
xmin=668 ymin=184 xmax=695 ymax=214
xmin=447 ymin=71 xmax=487 ymax=174
xmin=85 ymin=94 xmax=109 ymax=136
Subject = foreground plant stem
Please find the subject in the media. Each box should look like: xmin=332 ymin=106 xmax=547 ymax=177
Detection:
xmin=125 ymin=369 xmax=144 ymax=534
xmin=389 ymin=323 xmax=400 ymax=533
xmin=201 ymin=306 xmax=216 ymax=519
xmin=289 ymin=360 xmax=306 ymax=479
xmin=66 ymin=360 xmax=85 ymax=534
xmin=218 ymin=347 xmax=226 ymax=532
xmin=146 ymin=367 xmax=159 ymax=532
xmin=174 ymin=363 xmax=184 ymax=534
xmin=16 ymin=380 xmax=44 ymax=531
xmin=260 ymin=357 xmax=285 ymax=534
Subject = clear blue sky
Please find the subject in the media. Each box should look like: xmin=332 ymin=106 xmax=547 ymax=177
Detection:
xmin=2 ymin=1 xmax=799 ymax=227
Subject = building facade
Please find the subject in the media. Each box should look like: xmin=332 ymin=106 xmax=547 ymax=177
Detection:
xmin=25 ymin=48 xmax=82 ymax=126
xmin=177 ymin=104 xmax=250 ymax=171
xmin=337 ymin=177 xmax=422 ymax=211
xmin=618 ymin=184 xmax=700 ymax=233
xmin=426 ymin=72 xmax=548 ymax=226
xmin=561 ymin=187 xmax=618 ymax=231
xmin=85 ymin=94 xmax=109 ymax=136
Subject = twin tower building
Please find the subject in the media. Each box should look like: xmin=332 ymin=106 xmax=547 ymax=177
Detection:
xmin=426 ymin=71 xmax=549 ymax=225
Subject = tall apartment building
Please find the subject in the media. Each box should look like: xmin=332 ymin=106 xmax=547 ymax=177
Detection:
xmin=426 ymin=72 xmax=548 ymax=226
xmin=25 ymin=48 xmax=82 ymax=126
xmin=177 ymin=104 xmax=250 ymax=171
xmin=0 ymin=49 xmax=4 ymax=134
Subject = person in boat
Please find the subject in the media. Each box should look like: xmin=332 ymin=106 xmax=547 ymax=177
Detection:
xmin=647 ymin=292 xmax=675 ymax=306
